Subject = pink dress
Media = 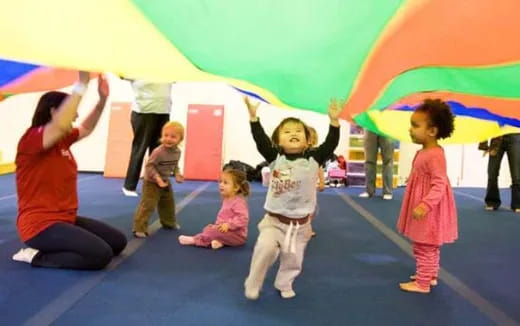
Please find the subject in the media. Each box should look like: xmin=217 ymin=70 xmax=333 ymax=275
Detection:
xmin=193 ymin=195 xmax=249 ymax=247
xmin=397 ymin=147 xmax=458 ymax=245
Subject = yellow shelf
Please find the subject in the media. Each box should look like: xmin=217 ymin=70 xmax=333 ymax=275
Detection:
xmin=0 ymin=162 xmax=15 ymax=175
xmin=347 ymin=123 xmax=400 ymax=188
xmin=348 ymin=150 xmax=399 ymax=162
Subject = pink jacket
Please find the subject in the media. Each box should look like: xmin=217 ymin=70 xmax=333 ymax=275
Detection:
xmin=215 ymin=195 xmax=249 ymax=239
xmin=397 ymin=147 xmax=458 ymax=245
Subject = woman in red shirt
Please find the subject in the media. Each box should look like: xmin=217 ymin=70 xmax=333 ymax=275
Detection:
xmin=12 ymin=71 xmax=127 ymax=270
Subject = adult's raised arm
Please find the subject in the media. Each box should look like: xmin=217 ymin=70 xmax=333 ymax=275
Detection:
xmin=77 ymin=74 xmax=109 ymax=140
xmin=42 ymin=71 xmax=90 ymax=149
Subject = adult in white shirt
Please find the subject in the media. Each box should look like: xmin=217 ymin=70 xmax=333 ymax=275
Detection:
xmin=122 ymin=80 xmax=173 ymax=197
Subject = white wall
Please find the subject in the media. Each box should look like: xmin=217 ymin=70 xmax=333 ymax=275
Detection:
xmin=397 ymin=142 xmax=511 ymax=188
xmin=0 ymin=77 xmax=350 ymax=175
xmin=1 ymin=76 xmax=513 ymax=188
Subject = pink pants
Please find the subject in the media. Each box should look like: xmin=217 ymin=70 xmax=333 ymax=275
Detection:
xmin=413 ymin=242 xmax=440 ymax=289
xmin=193 ymin=225 xmax=246 ymax=248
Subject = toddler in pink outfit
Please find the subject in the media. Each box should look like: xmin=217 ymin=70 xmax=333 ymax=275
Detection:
xmin=397 ymin=99 xmax=458 ymax=294
xmin=179 ymin=168 xmax=250 ymax=249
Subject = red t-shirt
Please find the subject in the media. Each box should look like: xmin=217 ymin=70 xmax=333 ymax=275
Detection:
xmin=16 ymin=127 xmax=80 ymax=241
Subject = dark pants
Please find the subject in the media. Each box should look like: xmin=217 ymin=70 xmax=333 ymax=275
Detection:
xmin=133 ymin=180 xmax=176 ymax=233
xmin=485 ymin=134 xmax=520 ymax=210
xmin=26 ymin=217 xmax=127 ymax=270
xmin=124 ymin=111 xmax=170 ymax=191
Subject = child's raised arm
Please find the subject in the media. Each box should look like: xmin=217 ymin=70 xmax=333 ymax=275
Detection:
xmin=245 ymin=97 xmax=278 ymax=162
xmin=310 ymin=98 xmax=342 ymax=165
xmin=245 ymin=96 xmax=260 ymax=122
xmin=328 ymin=98 xmax=342 ymax=127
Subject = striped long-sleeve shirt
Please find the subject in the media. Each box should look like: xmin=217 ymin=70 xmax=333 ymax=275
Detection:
xmin=144 ymin=144 xmax=181 ymax=184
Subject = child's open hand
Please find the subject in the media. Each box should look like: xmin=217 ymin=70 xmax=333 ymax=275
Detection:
xmin=244 ymin=96 xmax=260 ymax=121
xmin=412 ymin=203 xmax=428 ymax=220
xmin=328 ymin=98 xmax=343 ymax=126
xmin=156 ymin=178 xmax=168 ymax=188
xmin=175 ymin=174 xmax=184 ymax=184
xmin=218 ymin=223 xmax=230 ymax=233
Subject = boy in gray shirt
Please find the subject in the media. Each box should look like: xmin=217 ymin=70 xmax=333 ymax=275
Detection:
xmin=133 ymin=121 xmax=184 ymax=238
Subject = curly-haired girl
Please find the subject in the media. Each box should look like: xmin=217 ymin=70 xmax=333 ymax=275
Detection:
xmin=397 ymin=99 xmax=458 ymax=294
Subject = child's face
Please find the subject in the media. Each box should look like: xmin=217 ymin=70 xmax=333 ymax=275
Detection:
xmin=277 ymin=121 xmax=307 ymax=153
xmin=161 ymin=126 xmax=182 ymax=148
xmin=409 ymin=111 xmax=436 ymax=145
xmin=219 ymin=172 xmax=239 ymax=198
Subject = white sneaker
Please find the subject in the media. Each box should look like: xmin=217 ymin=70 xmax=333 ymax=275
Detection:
xmin=383 ymin=194 xmax=393 ymax=200
xmin=12 ymin=248 xmax=39 ymax=263
xmin=280 ymin=289 xmax=296 ymax=299
xmin=359 ymin=192 xmax=372 ymax=198
xmin=122 ymin=187 xmax=138 ymax=197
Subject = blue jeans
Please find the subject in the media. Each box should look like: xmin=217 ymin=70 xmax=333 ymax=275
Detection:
xmin=485 ymin=134 xmax=520 ymax=210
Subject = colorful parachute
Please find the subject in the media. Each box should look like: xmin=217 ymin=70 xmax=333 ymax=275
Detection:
xmin=0 ymin=60 xmax=80 ymax=100
xmin=1 ymin=0 xmax=520 ymax=143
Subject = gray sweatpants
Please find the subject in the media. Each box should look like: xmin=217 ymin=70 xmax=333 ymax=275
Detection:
xmin=245 ymin=214 xmax=312 ymax=294
xmin=363 ymin=129 xmax=395 ymax=196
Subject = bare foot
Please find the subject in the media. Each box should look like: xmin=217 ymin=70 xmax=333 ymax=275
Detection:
xmin=399 ymin=281 xmax=430 ymax=294
xmin=211 ymin=240 xmax=224 ymax=250
xmin=133 ymin=231 xmax=148 ymax=238
xmin=178 ymin=235 xmax=195 ymax=245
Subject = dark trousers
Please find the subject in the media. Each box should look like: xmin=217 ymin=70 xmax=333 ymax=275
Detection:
xmin=26 ymin=217 xmax=127 ymax=270
xmin=485 ymin=134 xmax=520 ymax=210
xmin=124 ymin=112 xmax=170 ymax=190
xmin=133 ymin=180 xmax=176 ymax=233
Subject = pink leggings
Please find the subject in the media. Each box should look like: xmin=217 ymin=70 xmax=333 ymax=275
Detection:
xmin=193 ymin=225 xmax=246 ymax=248
xmin=413 ymin=242 xmax=440 ymax=289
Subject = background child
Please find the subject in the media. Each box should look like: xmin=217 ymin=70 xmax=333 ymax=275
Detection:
xmin=397 ymin=99 xmax=457 ymax=294
xmin=133 ymin=121 xmax=185 ymax=238
xmin=306 ymin=125 xmax=325 ymax=237
xmin=243 ymin=96 xmax=341 ymax=300
xmin=307 ymin=126 xmax=326 ymax=192
xmin=178 ymin=168 xmax=250 ymax=249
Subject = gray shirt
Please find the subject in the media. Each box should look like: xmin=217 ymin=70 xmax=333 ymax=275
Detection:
xmin=266 ymin=155 xmax=319 ymax=218
xmin=144 ymin=145 xmax=181 ymax=183
xmin=250 ymin=120 xmax=340 ymax=219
